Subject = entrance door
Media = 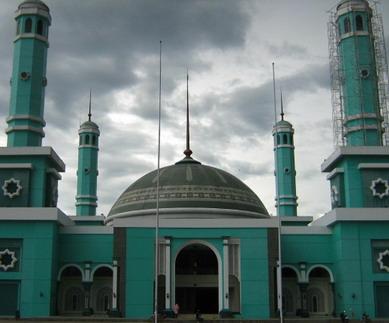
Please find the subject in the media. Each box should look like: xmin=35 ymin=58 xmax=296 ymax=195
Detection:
xmin=375 ymin=282 xmax=389 ymax=318
xmin=0 ymin=281 xmax=19 ymax=315
xmin=175 ymin=244 xmax=218 ymax=314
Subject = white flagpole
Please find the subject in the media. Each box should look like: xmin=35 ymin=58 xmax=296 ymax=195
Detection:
xmin=272 ymin=62 xmax=283 ymax=323
xmin=154 ymin=40 xmax=162 ymax=323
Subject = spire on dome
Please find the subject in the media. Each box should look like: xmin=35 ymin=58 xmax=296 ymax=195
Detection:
xmin=88 ymin=89 xmax=92 ymax=121
xmin=280 ymin=90 xmax=284 ymax=121
xmin=184 ymin=71 xmax=193 ymax=158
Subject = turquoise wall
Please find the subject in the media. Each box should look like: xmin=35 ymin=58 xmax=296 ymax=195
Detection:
xmin=124 ymin=227 xmax=270 ymax=319
xmin=0 ymin=221 xmax=58 ymax=317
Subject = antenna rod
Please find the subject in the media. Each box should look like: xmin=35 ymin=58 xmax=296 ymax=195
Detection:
xmin=280 ymin=90 xmax=284 ymax=121
xmin=272 ymin=62 xmax=284 ymax=323
xmin=184 ymin=70 xmax=192 ymax=157
xmin=88 ymin=89 xmax=92 ymax=121
xmin=154 ymin=40 xmax=162 ymax=323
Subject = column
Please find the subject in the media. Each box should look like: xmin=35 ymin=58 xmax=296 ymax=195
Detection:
xmin=223 ymin=238 xmax=229 ymax=310
xmin=165 ymin=238 xmax=171 ymax=310
xmin=109 ymin=260 xmax=121 ymax=317
xmin=82 ymin=263 xmax=92 ymax=316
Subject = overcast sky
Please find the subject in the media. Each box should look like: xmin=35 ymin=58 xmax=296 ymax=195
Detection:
xmin=0 ymin=0 xmax=388 ymax=217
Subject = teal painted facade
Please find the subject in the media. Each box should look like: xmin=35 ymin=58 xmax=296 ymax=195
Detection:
xmin=1 ymin=0 xmax=389 ymax=320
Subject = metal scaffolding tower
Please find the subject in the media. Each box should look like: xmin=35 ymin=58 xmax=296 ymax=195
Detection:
xmin=327 ymin=1 xmax=389 ymax=146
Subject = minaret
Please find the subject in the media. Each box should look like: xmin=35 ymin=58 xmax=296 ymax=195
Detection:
xmin=336 ymin=0 xmax=382 ymax=146
xmin=6 ymin=0 xmax=51 ymax=147
xmin=272 ymin=93 xmax=297 ymax=216
xmin=75 ymin=92 xmax=100 ymax=216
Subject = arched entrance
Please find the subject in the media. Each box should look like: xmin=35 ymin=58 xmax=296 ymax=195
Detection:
xmin=91 ymin=266 xmax=113 ymax=314
xmin=57 ymin=265 xmax=84 ymax=315
xmin=282 ymin=267 xmax=300 ymax=316
xmin=175 ymin=243 xmax=219 ymax=314
xmin=307 ymin=266 xmax=334 ymax=316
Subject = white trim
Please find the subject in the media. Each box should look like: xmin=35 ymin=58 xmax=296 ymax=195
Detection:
xmin=107 ymin=207 xmax=268 ymax=222
xmin=273 ymin=144 xmax=294 ymax=149
xmin=321 ymin=147 xmax=389 ymax=172
xmin=91 ymin=264 xmax=113 ymax=280
xmin=75 ymin=194 xmax=98 ymax=199
xmin=112 ymin=260 xmax=118 ymax=310
xmin=307 ymin=265 xmax=334 ymax=283
xmin=311 ymin=208 xmax=389 ymax=227
xmin=78 ymin=128 xmax=100 ymax=135
xmin=15 ymin=7 xmax=51 ymax=22
xmin=60 ymin=226 xmax=113 ymax=234
xmin=0 ymin=163 xmax=33 ymax=169
xmin=6 ymin=114 xmax=46 ymax=126
xmin=5 ymin=125 xmax=45 ymax=136
xmin=57 ymin=264 xmax=85 ymax=281
xmin=0 ymin=207 xmax=73 ymax=226
xmin=78 ymin=145 xmax=99 ymax=150
xmin=75 ymin=201 xmax=98 ymax=207
xmin=282 ymin=265 xmax=301 ymax=282
xmin=172 ymin=240 xmax=223 ymax=313
xmin=336 ymin=2 xmax=370 ymax=17
xmin=281 ymin=226 xmax=332 ymax=235
xmin=112 ymin=216 xmax=279 ymax=228
xmin=358 ymin=163 xmax=389 ymax=169
xmin=0 ymin=147 xmax=65 ymax=171
xmin=326 ymin=168 xmax=344 ymax=180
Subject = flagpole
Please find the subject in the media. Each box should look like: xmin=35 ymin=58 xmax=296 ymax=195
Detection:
xmin=154 ymin=40 xmax=162 ymax=323
xmin=272 ymin=62 xmax=283 ymax=323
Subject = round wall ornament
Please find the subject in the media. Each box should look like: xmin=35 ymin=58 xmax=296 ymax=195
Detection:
xmin=0 ymin=248 xmax=18 ymax=271
xmin=370 ymin=178 xmax=389 ymax=199
xmin=2 ymin=178 xmax=23 ymax=198
xmin=377 ymin=249 xmax=389 ymax=272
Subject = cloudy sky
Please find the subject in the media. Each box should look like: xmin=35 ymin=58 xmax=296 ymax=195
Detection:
xmin=0 ymin=0 xmax=388 ymax=217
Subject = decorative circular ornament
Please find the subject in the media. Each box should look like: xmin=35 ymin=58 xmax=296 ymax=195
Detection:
xmin=370 ymin=178 xmax=389 ymax=199
xmin=2 ymin=178 xmax=22 ymax=199
xmin=377 ymin=249 xmax=389 ymax=272
xmin=331 ymin=185 xmax=339 ymax=204
xmin=0 ymin=249 xmax=18 ymax=271
xmin=360 ymin=68 xmax=369 ymax=79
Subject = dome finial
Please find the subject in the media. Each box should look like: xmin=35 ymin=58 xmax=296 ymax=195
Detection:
xmin=88 ymin=89 xmax=92 ymax=121
xmin=280 ymin=89 xmax=284 ymax=121
xmin=184 ymin=70 xmax=193 ymax=158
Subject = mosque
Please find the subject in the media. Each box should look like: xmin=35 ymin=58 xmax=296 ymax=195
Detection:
xmin=0 ymin=0 xmax=389 ymax=320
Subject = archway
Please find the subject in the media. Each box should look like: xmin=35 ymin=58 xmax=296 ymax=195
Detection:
xmin=307 ymin=267 xmax=334 ymax=316
xmin=175 ymin=243 xmax=219 ymax=314
xmin=91 ymin=266 xmax=113 ymax=314
xmin=57 ymin=265 xmax=84 ymax=315
xmin=282 ymin=267 xmax=299 ymax=316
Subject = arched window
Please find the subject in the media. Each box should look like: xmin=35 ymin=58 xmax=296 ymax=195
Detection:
xmin=96 ymin=287 xmax=112 ymax=312
xmin=344 ymin=17 xmax=351 ymax=33
xmin=25 ymin=18 xmax=32 ymax=33
xmin=283 ymin=134 xmax=288 ymax=144
xmin=16 ymin=20 xmax=20 ymax=35
xmin=356 ymin=15 xmax=363 ymax=31
xmin=290 ymin=136 xmax=294 ymax=146
xmin=277 ymin=135 xmax=280 ymax=145
xmin=307 ymin=288 xmax=325 ymax=313
xmin=37 ymin=20 xmax=43 ymax=35
xmin=79 ymin=136 xmax=82 ymax=146
xmin=92 ymin=135 xmax=96 ymax=146
xmin=85 ymin=135 xmax=90 ymax=145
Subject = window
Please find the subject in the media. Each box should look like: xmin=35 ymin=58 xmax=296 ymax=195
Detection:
xmin=25 ymin=18 xmax=32 ymax=33
xmin=37 ymin=20 xmax=43 ymax=35
xmin=283 ymin=134 xmax=288 ymax=144
xmin=79 ymin=137 xmax=82 ymax=146
xmin=344 ymin=17 xmax=351 ymax=33
xmin=277 ymin=135 xmax=280 ymax=145
xmin=92 ymin=135 xmax=96 ymax=146
xmin=356 ymin=15 xmax=363 ymax=31
xmin=16 ymin=21 xmax=20 ymax=35
xmin=85 ymin=135 xmax=90 ymax=145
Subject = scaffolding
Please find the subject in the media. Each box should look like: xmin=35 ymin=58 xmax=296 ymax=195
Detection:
xmin=327 ymin=0 xmax=389 ymax=146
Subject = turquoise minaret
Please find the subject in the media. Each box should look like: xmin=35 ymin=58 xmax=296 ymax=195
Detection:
xmin=75 ymin=93 xmax=100 ymax=216
xmin=273 ymin=95 xmax=297 ymax=216
xmin=7 ymin=0 xmax=51 ymax=147
xmin=337 ymin=0 xmax=382 ymax=146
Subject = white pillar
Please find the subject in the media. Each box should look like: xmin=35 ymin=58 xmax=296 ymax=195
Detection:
xmin=223 ymin=238 xmax=229 ymax=310
xmin=112 ymin=260 xmax=118 ymax=310
xmin=165 ymin=239 xmax=171 ymax=309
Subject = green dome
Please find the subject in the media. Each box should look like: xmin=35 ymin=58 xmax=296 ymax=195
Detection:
xmin=108 ymin=157 xmax=269 ymax=218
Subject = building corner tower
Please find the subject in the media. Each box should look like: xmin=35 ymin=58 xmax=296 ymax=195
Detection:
xmin=273 ymin=98 xmax=298 ymax=216
xmin=324 ymin=0 xmax=389 ymax=208
xmin=75 ymin=97 xmax=100 ymax=216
